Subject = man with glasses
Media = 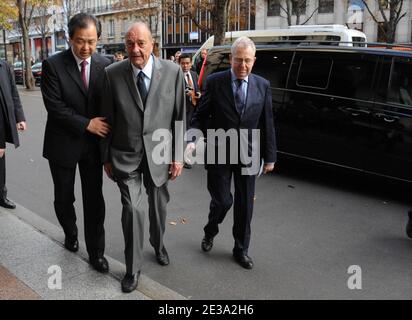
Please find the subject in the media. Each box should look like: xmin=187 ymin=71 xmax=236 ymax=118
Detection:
xmin=188 ymin=37 xmax=276 ymax=269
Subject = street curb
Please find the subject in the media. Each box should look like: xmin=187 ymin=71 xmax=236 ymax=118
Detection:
xmin=3 ymin=203 xmax=187 ymax=300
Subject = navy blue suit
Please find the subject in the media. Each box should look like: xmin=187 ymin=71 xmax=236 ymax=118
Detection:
xmin=190 ymin=69 xmax=276 ymax=255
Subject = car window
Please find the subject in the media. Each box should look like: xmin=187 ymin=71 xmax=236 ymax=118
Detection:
xmin=253 ymin=50 xmax=294 ymax=89
xmin=295 ymin=55 xmax=333 ymax=90
xmin=328 ymin=52 xmax=378 ymax=100
xmin=387 ymin=57 xmax=412 ymax=107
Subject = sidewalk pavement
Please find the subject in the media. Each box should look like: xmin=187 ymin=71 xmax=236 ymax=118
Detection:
xmin=0 ymin=203 xmax=186 ymax=300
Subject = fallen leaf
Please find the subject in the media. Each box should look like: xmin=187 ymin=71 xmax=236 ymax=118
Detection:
xmin=169 ymin=221 xmax=177 ymax=226
xmin=180 ymin=218 xmax=187 ymax=224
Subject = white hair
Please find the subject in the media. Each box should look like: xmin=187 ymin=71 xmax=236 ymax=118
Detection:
xmin=231 ymin=36 xmax=256 ymax=56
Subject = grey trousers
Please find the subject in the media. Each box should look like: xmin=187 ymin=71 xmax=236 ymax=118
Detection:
xmin=117 ymin=167 xmax=170 ymax=275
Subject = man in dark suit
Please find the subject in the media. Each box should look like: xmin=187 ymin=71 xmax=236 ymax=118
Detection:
xmin=179 ymin=53 xmax=201 ymax=169
xmin=0 ymin=60 xmax=26 ymax=209
xmin=187 ymin=36 xmax=276 ymax=269
xmin=101 ymin=22 xmax=185 ymax=293
xmin=41 ymin=13 xmax=111 ymax=273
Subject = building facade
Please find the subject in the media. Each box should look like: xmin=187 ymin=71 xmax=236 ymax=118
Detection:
xmin=161 ymin=0 xmax=256 ymax=58
xmin=256 ymin=0 xmax=412 ymax=43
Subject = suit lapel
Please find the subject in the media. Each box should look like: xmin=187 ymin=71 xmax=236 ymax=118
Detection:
xmin=145 ymin=57 xmax=161 ymax=111
xmin=123 ymin=61 xmax=144 ymax=111
xmin=64 ymin=50 xmax=87 ymax=97
xmin=243 ymin=73 xmax=256 ymax=117
xmin=88 ymin=54 xmax=101 ymax=98
xmin=223 ymin=69 xmax=238 ymax=116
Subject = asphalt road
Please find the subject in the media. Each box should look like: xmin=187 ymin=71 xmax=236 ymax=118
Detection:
xmin=5 ymin=87 xmax=412 ymax=299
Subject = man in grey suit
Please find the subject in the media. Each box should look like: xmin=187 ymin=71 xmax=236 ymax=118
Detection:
xmin=101 ymin=22 xmax=185 ymax=293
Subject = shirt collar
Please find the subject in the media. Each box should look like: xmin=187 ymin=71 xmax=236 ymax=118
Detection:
xmin=230 ymin=69 xmax=249 ymax=84
xmin=71 ymin=48 xmax=92 ymax=66
xmin=132 ymin=54 xmax=154 ymax=79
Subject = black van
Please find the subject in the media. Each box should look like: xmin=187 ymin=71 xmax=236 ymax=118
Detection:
xmin=202 ymin=45 xmax=412 ymax=182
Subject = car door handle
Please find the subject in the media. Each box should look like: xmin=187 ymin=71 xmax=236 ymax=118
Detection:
xmin=340 ymin=107 xmax=370 ymax=116
xmin=374 ymin=113 xmax=399 ymax=123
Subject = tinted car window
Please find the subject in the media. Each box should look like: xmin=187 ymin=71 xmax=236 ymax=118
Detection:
xmin=388 ymin=57 xmax=412 ymax=106
xmin=296 ymin=56 xmax=333 ymax=89
xmin=328 ymin=52 xmax=377 ymax=100
xmin=253 ymin=50 xmax=293 ymax=88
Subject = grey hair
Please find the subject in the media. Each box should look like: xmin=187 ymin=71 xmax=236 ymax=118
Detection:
xmin=231 ymin=36 xmax=256 ymax=56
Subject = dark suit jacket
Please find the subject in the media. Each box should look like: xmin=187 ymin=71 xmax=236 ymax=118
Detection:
xmin=185 ymin=70 xmax=200 ymax=107
xmin=0 ymin=60 xmax=25 ymax=148
xmin=41 ymin=49 xmax=111 ymax=167
xmin=190 ymin=69 xmax=276 ymax=167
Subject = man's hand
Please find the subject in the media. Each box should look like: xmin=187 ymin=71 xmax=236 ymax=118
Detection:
xmin=17 ymin=121 xmax=26 ymax=131
xmin=0 ymin=149 xmax=4 ymax=158
xmin=87 ymin=117 xmax=110 ymax=138
xmin=263 ymin=163 xmax=275 ymax=174
xmin=169 ymin=162 xmax=183 ymax=180
xmin=104 ymin=162 xmax=115 ymax=181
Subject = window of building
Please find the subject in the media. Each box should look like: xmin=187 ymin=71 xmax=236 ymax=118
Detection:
xmin=267 ymin=0 xmax=280 ymax=17
xmin=319 ymin=0 xmax=334 ymax=14
xmin=108 ymin=19 xmax=115 ymax=37
xmin=121 ymin=18 xmax=128 ymax=36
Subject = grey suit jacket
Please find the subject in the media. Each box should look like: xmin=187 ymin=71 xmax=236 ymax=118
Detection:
xmin=101 ymin=56 xmax=186 ymax=187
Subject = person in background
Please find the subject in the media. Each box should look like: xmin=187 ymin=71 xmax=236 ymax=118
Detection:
xmin=174 ymin=50 xmax=181 ymax=64
xmin=0 ymin=60 xmax=27 ymax=209
xmin=114 ymin=51 xmax=124 ymax=62
xmin=195 ymin=49 xmax=207 ymax=74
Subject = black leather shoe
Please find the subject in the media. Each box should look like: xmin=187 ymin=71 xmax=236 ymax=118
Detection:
xmin=121 ymin=271 xmax=140 ymax=293
xmin=156 ymin=249 xmax=170 ymax=266
xmin=201 ymin=235 xmax=214 ymax=252
xmin=0 ymin=198 xmax=16 ymax=209
xmin=90 ymin=256 xmax=109 ymax=273
xmin=64 ymin=236 xmax=79 ymax=252
xmin=407 ymin=211 xmax=412 ymax=238
xmin=233 ymin=254 xmax=254 ymax=269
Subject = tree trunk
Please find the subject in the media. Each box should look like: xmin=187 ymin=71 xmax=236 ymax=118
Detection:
xmin=18 ymin=11 xmax=34 ymax=89
xmin=213 ymin=0 xmax=230 ymax=46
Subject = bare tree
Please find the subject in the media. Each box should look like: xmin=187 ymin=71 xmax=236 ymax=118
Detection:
xmin=61 ymin=0 xmax=84 ymax=42
xmin=361 ymin=0 xmax=406 ymax=43
xmin=16 ymin=0 xmax=44 ymax=89
xmin=33 ymin=0 xmax=54 ymax=61
xmin=163 ymin=0 xmax=255 ymax=46
xmin=279 ymin=0 xmax=318 ymax=26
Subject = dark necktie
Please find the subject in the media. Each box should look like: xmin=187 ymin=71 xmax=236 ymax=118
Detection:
xmin=81 ymin=60 xmax=88 ymax=89
xmin=234 ymin=79 xmax=245 ymax=115
xmin=137 ymin=71 xmax=148 ymax=106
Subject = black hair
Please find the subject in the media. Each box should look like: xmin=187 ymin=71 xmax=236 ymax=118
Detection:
xmin=179 ymin=53 xmax=192 ymax=61
xmin=68 ymin=13 xmax=102 ymax=39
